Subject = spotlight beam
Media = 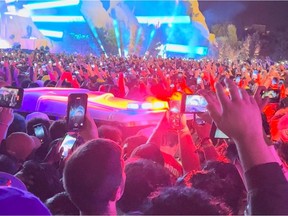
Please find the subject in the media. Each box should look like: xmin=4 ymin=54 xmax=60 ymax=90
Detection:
xmin=31 ymin=16 xmax=85 ymax=23
xmin=113 ymin=20 xmax=121 ymax=56
xmin=23 ymin=0 xmax=80 ymax=10
xmin=39 ymin=29 xmax=64 ymax=39
xmin=136 ymin=16 xmax=190 ymax=25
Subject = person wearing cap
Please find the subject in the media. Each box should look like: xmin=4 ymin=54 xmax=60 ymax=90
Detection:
xmin=5 ymin=132 xmax=40 ymax=162
xmin=0 ymin=186 xmax=51 ymax=215
xmin=25 ymin=111 xmax=51 ymax=123
xmin=0 ymin=171 xmax=27 ymax=191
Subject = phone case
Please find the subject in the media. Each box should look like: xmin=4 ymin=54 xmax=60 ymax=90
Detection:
xmin=67 ymin=93 xmax=88 ymax=131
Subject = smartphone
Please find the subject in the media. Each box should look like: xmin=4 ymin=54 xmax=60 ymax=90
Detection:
xmin=235 ymin=75 xmax=241 ymax=84
xmin=181 ymin=94 xmax=208 ymax=113
xmin=60 ymin=134 xmax=77 ymax=158
xmin=33 ymin=124 xmax=45 ymax=141
xmin=262 ymin=89 xmax=281 ymax=103
xmin=0 ymin=86 xmax=24 ymax=109
xmin=67 ymin=93 xmax=88 ymax=131
xmin=272 ymin=77 xmax=278 ymax=85
xmin=210 ymin=122 xmax=229 ymax=140
xmin=252 ymin=70 xmax=258 ymax=79
xmin=197 ymin=77 xmax=202 ymax=85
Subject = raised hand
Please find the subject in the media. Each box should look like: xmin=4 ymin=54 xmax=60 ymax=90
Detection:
xmin=78 ymin=110 xmax=98 ymax=142
xmin=254 ymin=86 xmax=269 ymax=111
xmin=0 ymin=107 xmax=13 ymax=126
xmin=202 ymin=78 xmax=263 ymax=142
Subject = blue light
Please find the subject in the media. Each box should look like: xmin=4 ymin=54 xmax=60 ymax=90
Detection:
xmin=23 ymin=0 xmax=80 ymax=10
xmin=31 ymin=16 xmax=85 ymax=23
xmin=85 ymin=18 xmax=107 ymax=56
xmin=6 ymin=5 xmax=15 ymax=12
xmin=165 ymin=44 xmax=208 ymax=56
xmin=113 ymin=20 xmax=121 ymax=56
xmin=134 ymin=27 xmax=142 ymax=53
xmin=194 ymin=47 xmax=208 ymax=55
xmin=5 ymin=8 xmax=31 ymax=18
xmin=146 ymin=29 xmax=156 ymax=51
xmin=5 ymin=0 xmax=16 ymax=4
xmin=136 ymin=16 xmax=190 ymax=25
xmin=92 ymin=27 xmax=107 ymax=55
xmin=166 ymin=44 xmax=189 ymax=54
xmin=39 ymin=29 xmax=64 ymax=38
xmin=150 ymin=29 xmax=156 ymax=39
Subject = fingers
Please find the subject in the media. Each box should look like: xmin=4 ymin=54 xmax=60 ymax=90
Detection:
xmin=225 ymin=78 xmax=241 ymax=101
xmin=0 ymin=107 xmax=12 ymax=113
xmin=215 ymin=82 xmax=229 ymax=107
xmin=85 ymin=110 xmax=94 ymax=125
xmin=239 ymin=88 xmax=250 ymax=102
xmin=254 ymin=86 xmax=266 ymax=99
xmin=253 ymin=86 xmax=269 ymax=111
xmin=201 ymin=90 xmax=222 ymax=123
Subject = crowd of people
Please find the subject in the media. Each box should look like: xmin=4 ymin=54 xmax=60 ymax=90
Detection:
xmin=0 ymin=47 xmax=288 ymax=215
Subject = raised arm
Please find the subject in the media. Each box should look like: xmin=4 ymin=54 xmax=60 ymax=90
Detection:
xmin=202 ymin=78 xmax=288 ymax=215
xmin=0 ymin=108 xmax=13 ymax=143
xmin=202 ymin=78 xmax=275 ymax=171
xmin=177 ymin=114 xmax=201 ymax=172
xmin=146 ymin=111 xmax=200 ymax=173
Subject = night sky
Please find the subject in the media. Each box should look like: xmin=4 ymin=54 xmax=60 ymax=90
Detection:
xmin=199 ymin=1 xmax=288 ymax=30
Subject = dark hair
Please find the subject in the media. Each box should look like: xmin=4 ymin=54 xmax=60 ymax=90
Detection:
xmin=117 ymin=159 xmax=171 ymax=213
xmin=64 ymin=139 xmax=123 ymax=214
xmin=7 ymin=113 xmax=26 ymax=137
xmin=179 ymin=161 xmax=246 ymax=214
xmin=15 ymin=160 xmax=63 ymax=201
xmin=43 ymin=80 xmax=51 ymax=87
xmin=144 ymin=186 xmax=232 ymax=215
xmin=61 ymin=81 xmax=72 ymax=88
xmin=28 ymin=82 xmax=40 ymax=88
xmin=98 ymin=125 xmax=122 ymax=144
xmin=20 ymin=79 xmax=32 ymax=88
xmin=122 ymin=135 xmax=148 ymax=159
xmin=130 ymin=144 xmax=164 ymax=166
xmin=45 ymin=192 xmax=79 ymax=215
xmin=49 ymin=119 xmax=67 ymax=141
xmin=0 ymin=154 xmax=18 ymax=174
xmin=47 ymin=81 xmax=57 ymax=87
